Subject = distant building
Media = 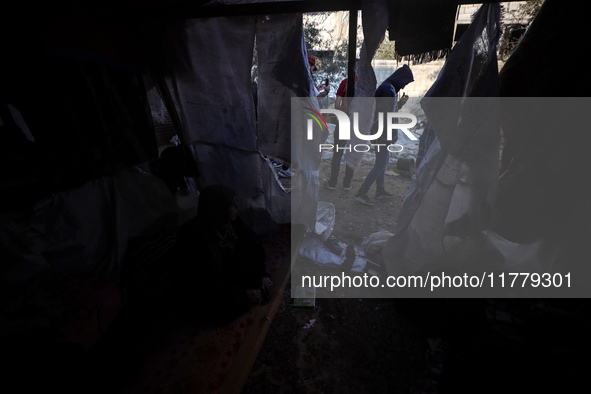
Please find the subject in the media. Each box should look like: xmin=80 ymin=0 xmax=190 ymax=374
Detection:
xmin=454 ymin=2 xmax=528 ymax=43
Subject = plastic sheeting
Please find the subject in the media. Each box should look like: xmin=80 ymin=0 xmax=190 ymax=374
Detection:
xmin=257 ymin=13 xmax=311 ymax=162
xmin=290 ymin=94 xmax=326 ymax=229
xmin=494 ymin=0 xmax=591 ymax=286
xmin=299 ymin=234 xmax=368 ymax=273
xmin=381 ymin=4 xmax=511 ymax=280
xmin=0 ymin=168 xmax=181 ymax=304
xmin=344 ymin=0 xmax=390 ymax=171
xmin=314 ymin=201 xmax=336 ymax=241
xmin=289 ymin=0 xmax=391 ymax=233
xmin=168 ymin=15 xmax=266 ymax=212
xmin=166 ymin=0 xmax=400 ymax=231
xmin=168 ymin=8 xmax=319 ymax=227
xmin=379 ymin=2 xmax=589 ymax=297
xmin=259 ymin=13 xmax=323 ymax=230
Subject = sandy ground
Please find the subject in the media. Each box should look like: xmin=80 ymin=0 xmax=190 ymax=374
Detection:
xmin=316 ymin=156 xmax=414 ymax=248
xmin=276 ymin=151 xmax=416 ymax=298
xmin=276 ymin=128 xmax=418 ymax=249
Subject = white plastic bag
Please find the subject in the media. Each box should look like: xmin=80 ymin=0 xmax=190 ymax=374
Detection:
xmin=314 ymin=201 xmax=336 ymax=241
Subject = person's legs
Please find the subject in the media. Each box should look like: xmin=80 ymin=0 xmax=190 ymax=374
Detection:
xmin=356 ymin=170 xmax=373 ymax=196
xmin=326 ymin=123 xmax=348 ymax=186
xmin=357 ymin=146 xmax=389 ymax=196
xmin=356 ymin=163 xmax=379 ymax=197
xmin=355 ymin=168 xmax=377 ymax=205
xmin=327 ymin=145 xmax=344 ymax=187
xmin=374 ymin=148 xmax=390 ymax=194
xmin=355 ymin=147 xmax=391 ymax=205
xmin=342 ymin=164 xmax=354 ymax=190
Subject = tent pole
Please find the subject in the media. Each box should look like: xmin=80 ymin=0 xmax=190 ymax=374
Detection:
xmin=347 ymin=9 xmax=357 ymax=102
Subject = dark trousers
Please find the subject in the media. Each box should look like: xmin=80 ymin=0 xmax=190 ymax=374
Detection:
xmin=327 ymin=124 xmax=354 ymax=187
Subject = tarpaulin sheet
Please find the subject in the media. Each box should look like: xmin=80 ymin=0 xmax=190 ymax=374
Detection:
xmin=257 ymin=13 xmax=310 ymax=162
xmin=169 ymin=3 xmax=324 ymax=228
xmin=344 ymin=0 xmax=390 ymax=171
xmin=381 ymin=4 xmax=507 ymax=294
xmin=388 ymin=0 xmax=457 ymax=60
xmin=257 ymin=12 xmax=323 ymax=230
xmin=169 ymin=15 xmax=279 ymax=220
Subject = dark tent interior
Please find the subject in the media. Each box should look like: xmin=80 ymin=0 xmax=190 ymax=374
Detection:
xmin=1 ymin=0 xmax=590 ymax=393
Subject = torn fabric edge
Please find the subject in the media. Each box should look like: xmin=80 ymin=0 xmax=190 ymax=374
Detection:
xmin=381 ymin=4 xmax=508 ymax=285
xmin=169 ymin=15 xmax=292 ymax=225
xmin=344 ymin=0 xmax=389 ymax=171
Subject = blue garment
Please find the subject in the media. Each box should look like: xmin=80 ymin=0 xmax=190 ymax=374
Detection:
xmin=374 ymin=64 xmax=415 ymax=145
xmin=327 ymin=124 xmax=354 ymax=188
xmin=357 ymin=146 xmax=390 ymax=195
xmin=375 ymin=64 xmax=414 ymax=99
xmin=356 ymin=65 xmax=414 ymax=196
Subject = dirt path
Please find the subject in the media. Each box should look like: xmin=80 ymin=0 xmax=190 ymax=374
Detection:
xmin=317 ymin=156 xmax=414 ymax=247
